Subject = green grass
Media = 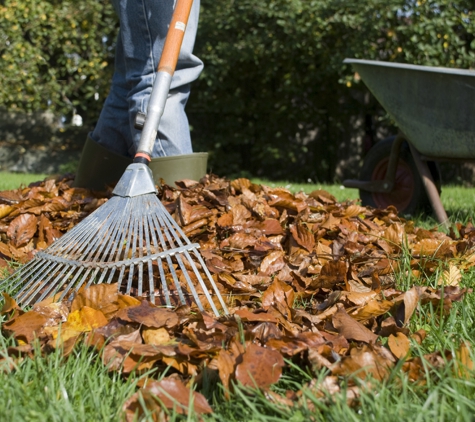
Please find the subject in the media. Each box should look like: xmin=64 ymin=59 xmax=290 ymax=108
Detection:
xmin=0 ymin=172 xmax=49 ymax=191
xmin=0 ymin=337 xmax=139 ymax=422
xmin=1 ymin=174 xmax=475 ymax=420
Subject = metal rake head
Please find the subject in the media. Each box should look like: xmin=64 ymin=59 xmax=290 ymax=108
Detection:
xmin=0 ymin=189 xmax=229 ymax=316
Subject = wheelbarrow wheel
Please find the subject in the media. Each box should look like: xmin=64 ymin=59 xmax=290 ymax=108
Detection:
xmin=359 ymin=136 xmax=441 ymax=215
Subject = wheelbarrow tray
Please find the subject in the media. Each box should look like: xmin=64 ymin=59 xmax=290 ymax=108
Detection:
xmin=344 ymin=59 xmax=475 ymax=159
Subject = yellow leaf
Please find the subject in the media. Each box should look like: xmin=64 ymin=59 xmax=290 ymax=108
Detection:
xmin=45 ymin=325 xmax=82 ymax=344
xmin=0 ymin=204 xmax=14 ymax=219
xmin=117 ymin=294 xmax=141 ymax=309
xmin=142 ymin=327 xmax=171 ymax=345
xmin=455 ymin=341 xmax=473 ymax=379
xmin=437 ymin=264 xmax=461 ymax=286
xmin=65 ymin=306 xmax=108 ymax=332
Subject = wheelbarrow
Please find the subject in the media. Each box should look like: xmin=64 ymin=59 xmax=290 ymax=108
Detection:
xmin=342 ymin=58 xmax=475 ymax=226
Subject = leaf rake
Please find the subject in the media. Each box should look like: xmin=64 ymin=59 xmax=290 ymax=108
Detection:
xmin=0 ymin=0 xmax=229 ymax=316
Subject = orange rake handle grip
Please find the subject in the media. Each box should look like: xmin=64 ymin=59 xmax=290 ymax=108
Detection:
xmin=158 ymin=0 xmax=194 ymax=75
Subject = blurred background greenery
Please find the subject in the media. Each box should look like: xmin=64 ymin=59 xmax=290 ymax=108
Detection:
xmin=0 ymin=0 xmax=473 ymax=182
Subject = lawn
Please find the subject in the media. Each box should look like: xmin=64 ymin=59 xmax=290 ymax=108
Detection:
xmin=1 ymin=173 xmax=475 ymax=421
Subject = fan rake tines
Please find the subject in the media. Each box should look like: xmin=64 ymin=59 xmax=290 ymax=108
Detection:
xmin=1 ymin=194 xmax=228 ymax=316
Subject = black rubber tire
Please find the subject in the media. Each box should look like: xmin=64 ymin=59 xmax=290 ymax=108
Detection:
xmin=359 ymin=136 xmax=441 ymax=215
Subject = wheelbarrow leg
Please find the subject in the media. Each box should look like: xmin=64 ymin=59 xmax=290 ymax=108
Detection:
xmin=343 ymin=134 xmax=405 ymax=193
xmin=407 ymin=141 xmax=449 ymax=228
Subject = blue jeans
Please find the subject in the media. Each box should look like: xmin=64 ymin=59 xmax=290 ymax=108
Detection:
xmin=91 ymin=0 xmax=203 ymax=158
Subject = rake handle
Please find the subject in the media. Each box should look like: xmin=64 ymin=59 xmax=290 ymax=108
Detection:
xmin=134 ymin=0 xmax=195 ymax=164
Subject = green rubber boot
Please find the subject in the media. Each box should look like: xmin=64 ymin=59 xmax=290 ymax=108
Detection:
xmin=148 ymin=152 xmax=208 ymax=186
xmin=73 ymin=135 xmax=132 ymax=190
xmin=74 ymin=135 xmax=208 ymax=190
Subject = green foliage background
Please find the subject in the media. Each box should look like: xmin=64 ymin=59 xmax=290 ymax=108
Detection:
xmin=1 ymin=0 xmax=474 ymax=181
xmin=0 ymin=0 xmax=117 ymax=120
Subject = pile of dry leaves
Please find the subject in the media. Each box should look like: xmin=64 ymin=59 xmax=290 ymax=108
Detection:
xmin=0 ymin=174 xmax=474 ymax=419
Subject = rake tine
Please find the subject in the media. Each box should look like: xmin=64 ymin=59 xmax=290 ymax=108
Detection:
xmin=3 ymin=258 xmax=45 ymax=293
xmin=72 ymin=201 xmax=123 ymax=262
xmin=175 ymin=253 xmax=205 ymax=312
xmin=182 ymin=250 xmax=220 ymax=316
xmin=143 ymin=212 xmax=155 ymax=304
xmin=107 ymin=200 xmax=134 ymax=265
xmin=84 ymin=267 xmax=102 ymax=290
xmin=57 ymin=267 xmax=87 ymax=302
xmin=33 ymin=264 xmax=80 ymax=305
xmin=136 ymin=210 xmax=145 ymax=297
xmin=117 ymin=265 xmax=127 ymax=293
xmin=156 ymin=258 xmax=171 ymax=306
xmin=97 ymin=268 xmax=110 ymax=285
xmin=192 ymin=250 xmax=229 ymax=314
xmin=61 ymin=267 xmax=94 ymax=302
xmin=126 ymin=205 xmax=140 ymax=295
xmin=95 ymin=202 xmax=129 ymax=264
xmin=49 ymin=202 xmax=113 ymax=256
xmin=87 ymin=200 xmax=128 ymax=263
xmin=106 ymin=267 xmax=118 ymax=286
xmin=147 ymin=212 xmax=171 ymax=306
xmin=150 ymin=210 xmax=188 ymax=306
xmin=16 ymin=261 xmax=63 ymax=305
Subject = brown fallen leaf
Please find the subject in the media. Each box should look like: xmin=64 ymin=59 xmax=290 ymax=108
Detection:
xmin=32 ymin=302 xmax=69 ymax=327
xmin=411 ymin=329 xmax=427 ymax=345
xmin=3 ymin=311 xmax=47 ymax=343
xmin=235 ymin=343 xmax=285 ymax=389
xmin=412 ymin=238 xmax=452 ymax=257
xmin=332 ymin=307 xmax=378 ymax=344
xmin=388 ymin=332 xmax=410 ymax=359
xmin=382 ymin=223 xmax=405 ymax=249
xmin=261 ymin=278 xmax=294 ymax=319
xmin=1 ymin=292 xmax=20 ymax=316
xmin=395 ymin=286 xmax=420 ymax=327
xmin=7 ymin=213 xmax=37 ymax=247
xmin=137 ymin=377 xmax=213 ymax=415
xmin=211 ymin=349 xmax=237 ymax=397
xmin=349 ymin=299 xmax=394 ymax=321
xmin=116 ymin=301 xmax=179 ymax=329
xmin=259 ymin=250 xmax=286 ymax=276
xmin=234 ymin=308 xmax=279 ymax=324
xmin=71 ymin=283 xmax=120 ymax=319
xmin=290 ymin=224 xmax=315 ymax=252
xmin=333 ymin=344 xmax=394 ymax=381
xmin=122 ymin=377 xmax=213 ymax=421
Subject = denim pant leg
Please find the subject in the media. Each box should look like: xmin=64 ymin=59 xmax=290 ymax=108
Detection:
xmin=91 ymin=0 xmax=203 ymax=158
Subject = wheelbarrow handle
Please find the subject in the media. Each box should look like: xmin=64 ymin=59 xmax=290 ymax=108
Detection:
xmin=134 ymin=0 xmax=195 ymax=164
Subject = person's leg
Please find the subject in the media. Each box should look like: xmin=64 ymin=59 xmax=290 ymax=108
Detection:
xmin=93 ymin=0 xmax=203 ymax=158
xmin=90 ymin=33 xmax=132 ymax=157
